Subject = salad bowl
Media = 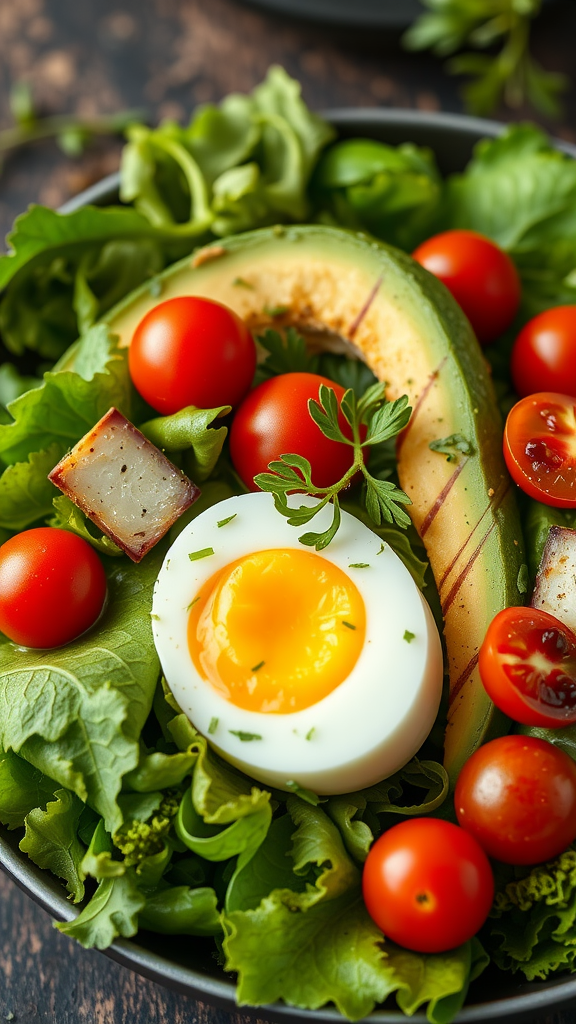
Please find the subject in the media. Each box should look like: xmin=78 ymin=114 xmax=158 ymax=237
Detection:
xmin=2 ymin=107 xmax=576 ymax=1024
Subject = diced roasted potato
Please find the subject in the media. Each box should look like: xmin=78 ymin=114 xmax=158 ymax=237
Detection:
xmin=531 ymin=525 xmax=576 ymax=633
xmin=48 ymin=407 xmax=200 ymax=561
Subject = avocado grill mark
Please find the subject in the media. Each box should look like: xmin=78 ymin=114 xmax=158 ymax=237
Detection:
xmin=347 ymin=275 xmax=383 ymax=339
xmin=396 ymin=356 xmax=448 ymax=456
xmin=420 ymin=458 xmax=469 ymax=538
xmin=437 ymin=477 xmax=510 ymax=592
xmin=448 ymin=651 xmax=480 ymax=711
xmin=441 ymin=520 xmax=497 ymax=617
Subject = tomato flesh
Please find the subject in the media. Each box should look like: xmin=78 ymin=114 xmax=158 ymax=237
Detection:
xmin=362 ymin=818 xmax=494 ymax=953
xmin=412 ymin=229 xmax=520 ymax=345
xmin=230 ymin=372 xmax=365 ymax=491
xmin=504 ymin=392 xmax=576 ymax=506
xmin=455 ymin=735 xmax=576 ymax=864
xmin=511 ymin=306 xmax=576 ymax=398
xmin=129 ymin=295 xmax=256 ymax=415
xmin=0 ymin=528 xmax=107 ymax=649
xmin=479 ymin=607 xmax=576 ymax=727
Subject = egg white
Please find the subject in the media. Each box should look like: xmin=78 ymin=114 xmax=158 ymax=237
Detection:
xmin=152 ymin=492 xmax=443 ymax=794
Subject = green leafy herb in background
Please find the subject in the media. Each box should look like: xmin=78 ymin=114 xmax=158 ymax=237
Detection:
xmin=404 ymin=0 xmax=568 ymax=117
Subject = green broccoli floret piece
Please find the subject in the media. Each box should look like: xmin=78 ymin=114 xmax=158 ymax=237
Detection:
xmin=113 ymin=794 xmax=179 ymax=867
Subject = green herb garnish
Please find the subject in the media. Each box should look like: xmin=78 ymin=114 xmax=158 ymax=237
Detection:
xmin=255 ymin=382 xmax=411 ymax=550
xmin=257 ymin=327 xmax=318 ymax=378
xmin=217 ymin=514 xmax=237 ymax=528
xmin=429 ymin=434 xmax=474 ymax=463
xmin=264 ymin=304 xmax=289 ymax=318
xmin=208 ymin=717 xmax=218 ymax=735
xmin=186 ymin=596 xmax=200 ymax=612
xmin=251 ymin=661 xmax=265 ymax=672
xmin=305 ymin=727 xmax=316 ymax=741
xmin=342 ymin=621 xmax=356 ymax=630
xmin=188 ymin=547 xmax=214 ymax=561
xmin=403 ymin=630 xmax=416 ymax=643
xmin=285 ymin=780 xmax=323 ymax=806
xmin=229 ymin=730 xmax=262 ymax=742
xmin=349 ymin=563 xmax=370 ymax=569
xmin=149 ymin=613 xmax=160 ymax=621
xmin=233 ymin=277 xmax=254 ymax=289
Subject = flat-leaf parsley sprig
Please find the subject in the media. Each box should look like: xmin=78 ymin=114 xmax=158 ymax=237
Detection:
xmin=254 ymin=382 xmax=412 ymax=550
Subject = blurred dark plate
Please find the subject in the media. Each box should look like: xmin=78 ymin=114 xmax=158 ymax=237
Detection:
xmin=237 ymin=0 xmax=423 ymax=28
xmin=2 ymin=108 xmax=576 ymax=1023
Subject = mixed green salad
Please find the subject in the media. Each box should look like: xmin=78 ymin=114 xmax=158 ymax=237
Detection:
xmin=2 ymin=67 xmax=576 ymax=1022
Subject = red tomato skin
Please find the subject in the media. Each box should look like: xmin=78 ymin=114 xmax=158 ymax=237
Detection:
xmin=129 ymin=296 xmax=256 ymax=415
xmin=511 ymin=306 xmax=576 ymax=398
xmin=503 ymin=392 xmax=576 ymax=507
xmin=412 ymin=229 xmax=520 ymax=344
xmin=479 ymin=607 xmax=576 ymax=728
xmin=455 ymin=736 xmax=576 ymax=865
xmin=0 ymin=528 xmax=107 ymax=649
xmin=362 ymin=818 xmax=494 ymax=953
xmin=230 ymin=372 xmax=365 ymax=491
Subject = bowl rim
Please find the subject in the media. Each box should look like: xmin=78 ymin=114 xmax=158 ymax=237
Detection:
xmin=2 ymin=105 xmax=576 ymax=1024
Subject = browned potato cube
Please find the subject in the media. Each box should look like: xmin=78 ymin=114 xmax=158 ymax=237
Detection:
xmin=48 ymin=407 xmax=199 ymax=561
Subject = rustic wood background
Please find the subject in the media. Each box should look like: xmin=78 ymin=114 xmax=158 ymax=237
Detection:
xmin=1 ymin=0 xmax=576 ymax=1021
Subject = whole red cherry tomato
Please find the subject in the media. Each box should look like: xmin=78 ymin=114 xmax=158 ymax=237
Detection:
xmin=455 ymin=735 xmax=576 ymax=864
xmin=129 ymin=296 xmax=256 ymax=415
xmin=0 ymin=528 xmax=107 ymax=648
xmin=362 ymin=818 xmax=494 ymax=953
xmin=503 ymin=392 xmax=576 ymax=507
xmin=412 ymin=229 xmax=520 ymax=344
xmin=479 ymin=607 xmax=576 ymax=728
xmin=511 ymin=306 xmax=576 ymax=398
xmin=230 ymin=372 xmax=365 ymax=491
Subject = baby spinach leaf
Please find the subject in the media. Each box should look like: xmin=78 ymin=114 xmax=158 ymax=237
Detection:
xmin=19 ymin=788 xmax=86 ymax=902
xmin=139 ymin=885 xmax=221 ymax=936
xmin=0 ymin=548 xmax=163 ymax=835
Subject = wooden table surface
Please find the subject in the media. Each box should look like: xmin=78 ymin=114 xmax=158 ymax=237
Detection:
xmin=1 ymin=1 xmax=576 ymax=1021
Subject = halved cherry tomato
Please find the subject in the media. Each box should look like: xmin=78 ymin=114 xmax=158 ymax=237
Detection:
xmin=479 ymin=606 xmax=576 ymax=727
xmin=362 ymin=818 xmax=494 ymax=953
xmin=455 ymin=735 xmax=576 ymax=864
xmin=230 ymin=372 xmax=366 ymax=491
xmin=0 ymin=528 xmax=107 ymax=649
xmin=503 ymin=392 xmax=576 ymax=507
xmin=511 ymin=306 xmax=576 ymax=398
xmin=412 ymin=229 xmax=520 ymax=345
xmin=129 ymin=296 xmax=256 ymax=415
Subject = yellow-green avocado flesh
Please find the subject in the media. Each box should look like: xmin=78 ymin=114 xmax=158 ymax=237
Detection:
xmin=100 ymin=225 xmax=524 ymax=783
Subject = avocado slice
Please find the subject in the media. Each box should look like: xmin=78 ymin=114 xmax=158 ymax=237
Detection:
xmin=100 ymin=225 xmax=524 ymax=782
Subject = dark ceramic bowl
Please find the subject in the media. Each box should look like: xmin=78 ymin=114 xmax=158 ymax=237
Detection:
xmin=237 ymin=0 xmax=423 ymax=29
xmin=2 ymin=108 xmax=576 ymax=1024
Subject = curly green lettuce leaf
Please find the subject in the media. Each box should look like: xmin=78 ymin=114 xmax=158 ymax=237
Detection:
xmin=224 ymin=813 xmax=308 ymax=912
xmin=73 ymin=239 xmax=164 ymax=336
xmin=0 ymin=444 xmax=60 ymax=530
xmin=122 ymin=742 xmax=199 ymax=793
xmin=174 ymin=728 xmax=271 ymax=826
xmin=0 ymin=364 xmax=42 ymax=407
xmin=0 ymin=324 xmax=131 ymax=466
xmin=19 ymin=788 xmax=86 ymax=902
xmin=0 ymin=746 xmax=56 ymax=829
xmin=489 ymin=846 xmax=576 ymax=980
xmin=0 ymin=548 xmax=163 ymax=834
xmin=57 ymin=869 xmax=145 ymax=949
xmin=49 ymin=494 xmax=123 ymax=556
xmin=139 ymin=885 xmax=221 ymax=936
xmin=224 ymin=886 xmax=485 ymax=1022
xmin=176 ymin=786 xmax=271 ymax=866
xmin=139 ymin=403 xmax=230 ymax=481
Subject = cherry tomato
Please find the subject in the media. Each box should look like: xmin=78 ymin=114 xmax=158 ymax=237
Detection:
xmin=129 ymin=296 xmax=256 ymax=415
xmin=511 ymin=306 xmax=576 ymax=398
xmin=479 ymin=607 xmax=576 ymax=728
xmin=412 ymin=229 xmax=520 ymax=344
xmin=0 ymin=528 xmax=107 ymax=649
xmin=503 ymin=392 xmax=576 ymax=507
xmin=455 ymin=735 xmax=576 ymax=864
xmin=229 ymin=372 xmax=365 ymax=491
xmin=362 ymin=818 xmax=494 ymax=953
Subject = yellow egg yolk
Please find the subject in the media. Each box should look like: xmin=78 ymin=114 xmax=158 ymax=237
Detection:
xmin=187 ymin=548 xmax=366 ymax=713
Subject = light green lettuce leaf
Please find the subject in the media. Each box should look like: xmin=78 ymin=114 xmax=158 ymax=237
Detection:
xmin=118 ymin=791 xmax=163 ymax=823
xmin=19 ymin=788 xmax=86 ymax=902
xmin=49 ymin=494 xmax=123 ymax=556
xmin=176 ymin=786 xmax=271 ymax=865
xmin=139 ymin=403 xmax=230 ymax=482
xmin=139 ymin=885 xmax=221 ymax=936
xmin=0 ymin=324 xmax=131 ymax=466
xmin=0 ymin=444 xmax=60 ymax=530
xmin=0 ymin=548 xmax=163 ymax=834
xmin=177 ymin=730 xmax=271 ymax=825
xmin=0 ymin=747 xmax=56 ymax=829
xmin=287 ymin=795 xmax=359 ymax=902
xmin=122 ymin=743 xmax=199 ymax=793
xmin=225 ymin=813 xmax=308 ymax=912
xmin=187 ymin=93 xmax=260 ymax=186
xmin=390 ymin=938 xmax=489 ymax=1024
xmin=82 ymin=819 xmax=125 ymax=880
xmin=0 ymin=364 xmax=42 ymax=407
xmin=57 ymin=870 xmax=145 ymax=949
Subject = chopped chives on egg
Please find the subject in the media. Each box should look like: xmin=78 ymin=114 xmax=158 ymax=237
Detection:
xmin=342 ymin=621 xmax=356 ymax=630
xmin=229 ymin=730 xmax=262 ymax=742
xmin=188 ymin=547 xmax=214 ymax=561
xmin=349 ymin=562 xmax=370 ymax=569
xmin=403 ymin=630 xmax=416 ymax=643
xmin=217 ymin=514 xmax=237 ymax=528
xmin=150 ymin=613 xmax=160 ymax=621
xmin=377 ymin=542 xmax=386 ymax=555
xmin=251 ymin=660 xmax=265 ymax=672
xmin=186 ymin=596 xmax=200 ymax=612
xmin=305 ymin=727 xmax=316 ymax=741
xmin=208 ymin=717 xmax=218 ymax=735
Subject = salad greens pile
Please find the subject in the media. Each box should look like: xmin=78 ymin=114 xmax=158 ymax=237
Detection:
xmin=2 ymin=66 xmax=576 ymax=1021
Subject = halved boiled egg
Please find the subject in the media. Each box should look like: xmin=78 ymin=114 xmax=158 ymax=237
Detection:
xmin=151 ymin=492 xmax=443 ymax=794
